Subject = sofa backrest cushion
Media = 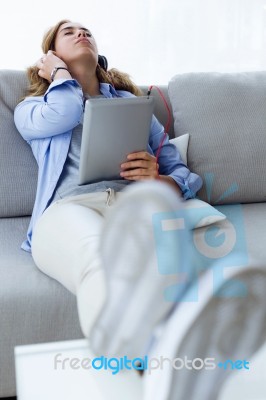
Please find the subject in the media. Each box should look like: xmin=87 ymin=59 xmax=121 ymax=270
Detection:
xmin=168 ymin=71 xmax=266 ymax=205
xmin=0 ymin=70 xmax=37 ymax=217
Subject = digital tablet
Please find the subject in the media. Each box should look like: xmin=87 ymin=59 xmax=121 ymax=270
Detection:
xmin=79 ymin=96 xmax=154 ymax=184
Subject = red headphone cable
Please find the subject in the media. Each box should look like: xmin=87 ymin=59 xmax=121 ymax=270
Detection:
xmin=147 ymin=85 xmax=172 ymax=177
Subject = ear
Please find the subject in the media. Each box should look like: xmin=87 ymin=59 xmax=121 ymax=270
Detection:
xmin=98 ymin=55 xmax=108 ymax=71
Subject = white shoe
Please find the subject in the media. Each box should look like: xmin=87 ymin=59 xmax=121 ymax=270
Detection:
xmin=90 ymin=180 xmax=195 ymax=358
xmin=143 ymin=258 xmax=266 ymax=400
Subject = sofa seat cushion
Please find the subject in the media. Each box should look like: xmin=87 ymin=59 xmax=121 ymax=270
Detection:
xmin=192 ymin=202 xmax=266 ymax=273
xmin=0 ymin=217 xmax=83 ymax=397
xmin=168 ymin=71 xmax=266 ymax=205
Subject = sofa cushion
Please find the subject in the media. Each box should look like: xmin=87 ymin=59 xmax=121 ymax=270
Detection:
xmin=0 ymin=70 xmax=37 ymax=217
xmin=0 ymin=216 xmax=83 ymax=397
xmin=191 ymin=202 xmax=266 ymax=272
xmin=169 ymin=133 xmax=189 ymax=164
xmin=168 ymin=72 xmax=266 ymax=205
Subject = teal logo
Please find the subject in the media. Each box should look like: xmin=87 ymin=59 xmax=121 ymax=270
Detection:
xmin=152 ymin=174 xmax=248 ymax=302
xmin=217 ymin=359 xmax=250 ymax=370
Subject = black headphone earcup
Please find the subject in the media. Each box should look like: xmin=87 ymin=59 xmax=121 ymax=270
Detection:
xmin=98 ymin=55 xmax=108 ymax=71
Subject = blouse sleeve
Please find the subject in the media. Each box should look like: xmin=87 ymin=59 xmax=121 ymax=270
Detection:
xmin=14 ymin=79 xmax=84 ymax=141
xmin=148 ymin=116 xmax=203 ymax=199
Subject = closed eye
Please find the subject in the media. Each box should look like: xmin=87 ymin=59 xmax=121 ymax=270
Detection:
xmin=60 ymin=26 xmax=93 ymax=37
xmin=65 ymin=30 xmax=92 ymax=37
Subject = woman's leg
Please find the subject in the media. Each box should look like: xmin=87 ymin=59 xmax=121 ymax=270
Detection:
xmin=31 ymin=192 xmax=113 ymax=337
xmin=91 ymin=180 xmax=187 ymax=357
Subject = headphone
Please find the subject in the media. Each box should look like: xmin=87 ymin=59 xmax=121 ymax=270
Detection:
xmin=98 ymin=55 xmax=108 ymax=71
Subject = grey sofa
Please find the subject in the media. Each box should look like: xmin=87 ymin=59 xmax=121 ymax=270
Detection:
xmin=1 ymin=69 xmax=266 ymax=399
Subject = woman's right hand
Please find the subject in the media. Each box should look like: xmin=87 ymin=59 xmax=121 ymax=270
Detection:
xmin=36 ymin=50 xmax=69 ymax=83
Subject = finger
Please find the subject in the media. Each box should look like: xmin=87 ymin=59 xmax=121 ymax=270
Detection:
xmin=37 ymin=69 xmax=45 ymax=78
xmin=36 ymin=59 xmax=43 ymax=68
xmin=126 ymin=151 xmax=154 ymax=161
xmin=36 ymin=60 xmax=42 ymax=69
xmin=36 ymin=54 xmax=46 ymax=67
xmin=124 ymin=174 xmax=154 ymax=181
xmin=121 ymin=168 xmax=149 ymax=177
xmin=121 ymin=160 xmax=151 ymax=170
xmin=121 ymin=168 xmax=158 ymax=179
xmin=121 ymin=158 xmax=158 ymax=169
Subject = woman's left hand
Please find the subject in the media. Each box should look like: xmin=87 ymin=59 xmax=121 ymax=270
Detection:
xmin=120 ymin=151 xmax=159 ymax=180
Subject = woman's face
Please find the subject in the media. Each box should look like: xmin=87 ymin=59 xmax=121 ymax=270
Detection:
xmin=54 ymin=22 xmax=98 ymax=67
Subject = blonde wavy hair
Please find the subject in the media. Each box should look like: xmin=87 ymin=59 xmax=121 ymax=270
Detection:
xmin=25 ymin=19 xmax=142 ymax=98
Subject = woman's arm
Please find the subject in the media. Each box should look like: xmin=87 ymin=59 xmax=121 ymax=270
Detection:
xmin=120 ymin=115 xmax=202 ymax=199
xmin=158 ymin=175 xmax=182 ymax=196
xmin=14 ymin=79 xmax=84 ymax=141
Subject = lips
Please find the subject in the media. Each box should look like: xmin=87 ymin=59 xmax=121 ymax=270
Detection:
xmin=76 ymin=38 xmax=90 ymax=44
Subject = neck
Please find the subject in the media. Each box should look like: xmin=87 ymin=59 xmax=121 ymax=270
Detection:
xmin=70 ymin=64 xmax=100 ymax=96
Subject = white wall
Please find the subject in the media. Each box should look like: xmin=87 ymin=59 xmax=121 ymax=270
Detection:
xmin=1 ymin=0 xmax=266 ymax=84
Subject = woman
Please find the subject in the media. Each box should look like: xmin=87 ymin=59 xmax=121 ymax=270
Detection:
xmin=14 ymin=20 xmax=202 ymax=356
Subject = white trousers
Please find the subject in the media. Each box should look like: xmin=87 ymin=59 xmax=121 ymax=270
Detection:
xmin=31 ymin=189 xmax=121 ymax=337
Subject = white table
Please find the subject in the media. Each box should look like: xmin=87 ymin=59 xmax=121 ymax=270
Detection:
xmin=15 ymin=339 xmax=143 ymax=400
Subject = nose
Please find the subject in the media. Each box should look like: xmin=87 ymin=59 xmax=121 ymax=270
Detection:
xmin=77 ymin=29 xmax=87 ymax=38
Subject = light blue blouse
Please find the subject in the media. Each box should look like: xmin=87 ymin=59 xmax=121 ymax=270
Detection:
xmin=14 ymin=79 xmax=202 ymax=252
